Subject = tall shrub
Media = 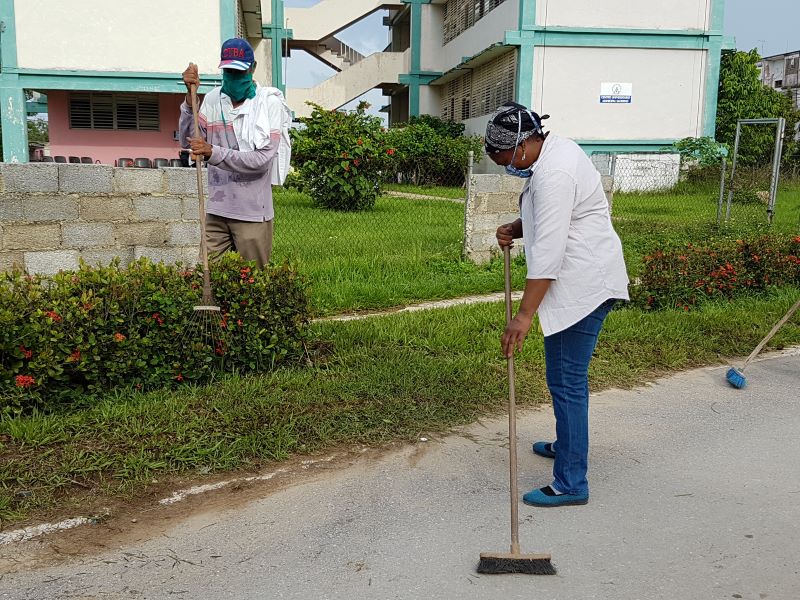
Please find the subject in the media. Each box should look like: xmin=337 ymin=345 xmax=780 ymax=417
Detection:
xmin=291 ymin=101 xmax=391 ymax=211
xmin=385 ymin=118 xmax=483 ymax=186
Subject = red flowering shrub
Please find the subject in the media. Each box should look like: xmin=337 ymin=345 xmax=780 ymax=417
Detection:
xmin=0 ymin=254 xmax=310 ymax=415
xmin=635 ymin=235 xmax=800 ymax=310
xmin=291 ymin=101 xmax=391 ymax=211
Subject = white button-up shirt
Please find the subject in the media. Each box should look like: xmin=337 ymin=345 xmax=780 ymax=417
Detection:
xmin=519 ymin=134 xmax=630 ymax=336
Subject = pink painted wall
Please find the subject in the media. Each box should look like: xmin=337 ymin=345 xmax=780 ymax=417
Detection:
xmin=47 ymin=91 xmax=186 ymax=165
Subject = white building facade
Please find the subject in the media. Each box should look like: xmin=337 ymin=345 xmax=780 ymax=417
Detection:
xmin=1 ymin=0 xmax=730 ymax=162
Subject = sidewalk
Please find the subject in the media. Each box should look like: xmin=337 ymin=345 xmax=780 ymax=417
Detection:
xmin=1 ymin=353 xmax=798 ymax=599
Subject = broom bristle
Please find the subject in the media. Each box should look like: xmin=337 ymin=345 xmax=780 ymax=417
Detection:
xmin=477 ymin=553 xmax=556 ymax=575
xmin=726 ymin=367 xmax=747 ymax=389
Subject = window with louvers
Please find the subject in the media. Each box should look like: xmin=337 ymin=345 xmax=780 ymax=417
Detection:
xmin=442 ymin=0 xmax=508 ymax=45
xmin=69 ymin=93 xmax=160 ymax=131
xmin=440 ymin=50 xmax=516 ymax=121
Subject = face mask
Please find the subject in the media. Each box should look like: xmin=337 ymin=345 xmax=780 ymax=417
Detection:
xmin=503 ymin=112 xmax=533 ymax=178
xmin=505 ymin=136 xmax=533 ymax=178
xmin=221 ymin=71 xmax=256 ymax=102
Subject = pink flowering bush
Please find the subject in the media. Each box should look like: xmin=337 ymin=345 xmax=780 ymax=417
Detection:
xmin=0 ymin=254 xmax=310 ymax=414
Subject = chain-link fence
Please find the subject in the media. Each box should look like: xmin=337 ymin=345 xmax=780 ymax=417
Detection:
xmin=270 ymin=157 xmax=473 ymax=313
xmin=591 ymin=151 xmax=800 ymax=233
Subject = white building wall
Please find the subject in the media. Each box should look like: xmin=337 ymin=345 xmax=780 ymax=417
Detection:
xmin=419 ymin=86 xmax=442 ymax=117
xmin=434 ymin=0 xmax=519 ymax=73
xmin=419 ymin=4 xmax=444 ymax=73
xmin=531 ymin=47 xmax=707 ymax=141
xmin=535 ymin=0 xmax=712 ymax=30
xmin=14 ymin=0 xmax=221 ymax=74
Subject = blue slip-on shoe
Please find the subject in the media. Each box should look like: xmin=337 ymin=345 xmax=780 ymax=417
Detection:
xmin=532 ymin=441 xmax=556 ymax=459
xmin=522 ymin=486 xmax=589 ymax=507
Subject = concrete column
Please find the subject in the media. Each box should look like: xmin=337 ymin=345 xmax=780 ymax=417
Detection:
xmin=0 ymin=84 xmax=29 ymax=163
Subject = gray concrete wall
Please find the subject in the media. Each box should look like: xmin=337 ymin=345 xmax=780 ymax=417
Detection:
xmin=0 ymin=164 xmax=205 ymax=275
xmin=464 ymin=174 xmax=614 ymax=264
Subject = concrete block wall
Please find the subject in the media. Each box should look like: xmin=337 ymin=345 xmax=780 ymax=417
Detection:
xmin=0 ymin=164 xmax=206 ymax=275
xmin=463 ymin=174 xmax=614 ymax=264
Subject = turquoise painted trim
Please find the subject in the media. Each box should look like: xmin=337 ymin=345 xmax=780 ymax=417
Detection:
xmin=220 ymin=0 xmax=237 ymax=44
xmin=514 ymin=0 xmax=535 ymax=106
xmin=2 ymin=69 xmax=221 ymax=93
xmin=519 ymin=0 xmax=535 ymax=30
xmin=398 ymin=73 xmax=440 ymax=84
xmin=0 ymin=0 xmax=18 ymax=69
xmin=402 ymin=0 xmax=432 ymax=117
xmin=261 ymin=0 xmax=291 ymax=92
xmin=702 ymin=0 xmax=726 ymax=138
xmin=1 ymin=81 xmax=28 ymax=162
xmin=575 ymin=140 xmax=676 ymax=155
xmin=516 ymin=45 xmax=534 ymax=108
xmin=26 ymin=99 xmax=47 ymax=114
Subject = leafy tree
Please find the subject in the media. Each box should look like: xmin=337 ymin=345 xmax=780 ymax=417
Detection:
xmin=716 ymin=49 xmax=800 ymax=165
xmin=27 ymin=118 xmax=49 ymax=145
xmin=406 ymin=114 xmax=465 ymax=139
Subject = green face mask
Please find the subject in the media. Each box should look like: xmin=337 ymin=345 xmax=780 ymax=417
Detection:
xmin=221 ymin=70 xmax=256 ymax=102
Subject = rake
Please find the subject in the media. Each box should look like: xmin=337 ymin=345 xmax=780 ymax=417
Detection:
xmin=182 ymin=84 xmax=224 ymax=359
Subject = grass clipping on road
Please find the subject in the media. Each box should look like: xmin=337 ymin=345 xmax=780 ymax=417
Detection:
xmin=2 ymin=288 xmax=800 ymax=525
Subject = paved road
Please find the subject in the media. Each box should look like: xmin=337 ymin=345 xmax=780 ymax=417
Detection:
xmin=1 ymin=354 xmax=798 ymax=599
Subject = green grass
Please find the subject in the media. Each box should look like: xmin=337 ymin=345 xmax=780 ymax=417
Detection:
xmin=273 ymin=190 xmax=528 ymax=314
xmin=2 ymin=288 xmax=799 ymax=525
xmin=383 ymin=183 xmax=466 ymax=199
xmin=272 ymin=184 xmax=800 ymax=314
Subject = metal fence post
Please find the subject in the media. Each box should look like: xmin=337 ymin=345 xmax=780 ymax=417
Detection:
xmin=767 ymin=117 xmax=786 ymax=224
xmin=716 ymin=156 xmax=727 ymax=226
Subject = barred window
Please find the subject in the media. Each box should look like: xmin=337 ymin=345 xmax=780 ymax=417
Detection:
xmin=443 ymin=0 xmax=508 ymax=45
xmin=69 ymin=93 xmax=160 ymax=131
xmin=440 ymin=50 xmax=516 ymax=121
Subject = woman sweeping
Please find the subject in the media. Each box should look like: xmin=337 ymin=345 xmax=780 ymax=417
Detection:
xmin=486 ymin=101 xmax=629 ymax=507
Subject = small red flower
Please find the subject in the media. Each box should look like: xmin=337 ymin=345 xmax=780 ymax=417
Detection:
xmin=248 ymin=278 xmax=255 ymax=284
xmin=114 ymin=333 xmax=126 ymax=342
xmin=387 ymin=148 xmax=395 ymax=156
xmin=176 ymin=374 xmax=184 ymax=382
xmin=44 ymin=310 xmax=62 ymax=322
xmin=152 ymin=313 xmax=164 ymax=326
xmin=353 ymin=159 xmax=360 ymax=167
xmin=357 ymin=139 xmax=363 ymax=145
xmin=15 ymin=375 xmax=35 ymax=388
xmin=68 ymin=349 xmax=81 ymax=362
xmin=82 ymin=302 xmax=94 ymax=311
xmin=19 ymin=345 xmax=33 ymax=359
xmin=237 ymin=319 xmax=243 ymax=327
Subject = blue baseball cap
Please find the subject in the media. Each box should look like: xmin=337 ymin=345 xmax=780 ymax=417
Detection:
xmin=219 ymin=38 xmax=255 ymax=71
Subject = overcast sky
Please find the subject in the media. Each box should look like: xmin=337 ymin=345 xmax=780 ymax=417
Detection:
xmin=282 ymin=0 xmax=800 ymax=119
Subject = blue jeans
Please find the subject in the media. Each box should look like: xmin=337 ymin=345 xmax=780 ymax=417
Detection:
xmin=544 ymin=300 xmax=615 ymax=495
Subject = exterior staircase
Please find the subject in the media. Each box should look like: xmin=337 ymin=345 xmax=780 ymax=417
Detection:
xmin=287 ymin=49 xmax=409 ymax=118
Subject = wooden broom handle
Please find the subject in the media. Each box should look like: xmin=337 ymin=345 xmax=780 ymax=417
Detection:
xmin=504 ymin=245 xmax=521 ymax=555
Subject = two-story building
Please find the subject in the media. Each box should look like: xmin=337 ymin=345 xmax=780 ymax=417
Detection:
xmin=758 ymin=50 xmax=800 ymax=110
xmin=1 ymin=0 xmax=730 ymax=164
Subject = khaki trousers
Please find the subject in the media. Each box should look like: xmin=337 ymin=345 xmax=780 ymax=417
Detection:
xmin=205 ymin=213 xmax=273 ymax=268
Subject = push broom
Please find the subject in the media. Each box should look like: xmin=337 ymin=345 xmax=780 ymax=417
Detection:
xmin=726 ymin=296 xmax=800 ymax=389
xmin=477 ymin=245 xmax=556 ymax=576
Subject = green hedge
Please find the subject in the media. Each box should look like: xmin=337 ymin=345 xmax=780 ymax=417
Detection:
xmin=635 ymin=234 xmax=800 ymax=310
xmin=1 ymin=254 xmax=310 ymax=414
